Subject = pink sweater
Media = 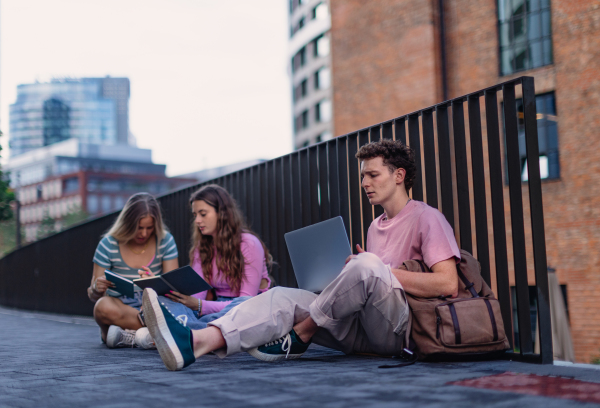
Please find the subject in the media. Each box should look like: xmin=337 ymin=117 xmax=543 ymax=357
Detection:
xmin=191 ymin=233 xmax=270 ymax=315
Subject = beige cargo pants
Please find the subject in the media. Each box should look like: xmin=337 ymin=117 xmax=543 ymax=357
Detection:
xmin=209 ymin=252 xmax=409 ymax=357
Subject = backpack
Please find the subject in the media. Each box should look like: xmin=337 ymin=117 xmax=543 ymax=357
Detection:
xmin=400 ymin=250 xmax=510 ymax=361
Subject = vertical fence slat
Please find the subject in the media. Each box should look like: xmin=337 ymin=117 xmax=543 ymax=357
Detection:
xmin=382 ymin=121 xmax=393 ymax=140
xmin=359 ymin=129 xmax=373 ymax=245
xmin=503 ymin=82 xmax=533 ymax=355
xmin=252 ymin=165 xmax=262 ymax=236
xmin=327 ymin=139 xmax=340 ymax=218
xmin=408 ymin=114 xmax=423 ymax=201
xmin=283 ymin=154 xmax=297 ymax=288
xmin=267 ymin=161 xmax=279 ymax=284
xmin=436 ymin=104 xmax=455 ymax=230
xmin=484 ymin=89 xmax=513 ymax=348
xmin=318 ymin=143 xmax=331 ymax=220
xmin=373 ymin=124 xmax=386 ymax=219
xmin=300 ymin=149 xmax=311 ymax=227
xmin=452 ymin=99 xmax=473 ymax=253
xmin=291 ymin=153 xmax=302 ymax=231
xmin=422 ymin=109 xmax=438 ymax=209
xmin=522 ymin=77 xmax=552 ymax=363
xmin=395 ymin=117 xmax=406 ymax=144
xmin=309 ymin=146 xmax=321 ymax=224
xmin=337 ymin=137 xmax=351 ymax=240
xmin=274 ymin=158 xmax=287 ymax=287
xmin=347 ymin=133 xmax=362 ymax=250
xmin=468 ymin=95 xmax=491 ymax=286
xmin=370 ymin=125 xmax=381 ymax=141
xmin=259 ymin=164 xmax=269 ymax=258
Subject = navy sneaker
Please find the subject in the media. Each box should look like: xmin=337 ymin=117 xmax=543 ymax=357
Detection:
xmin=247 ymin=330 xmax=311 ymax=362
xmin=142 ymin=288 xmax=196 ymax=371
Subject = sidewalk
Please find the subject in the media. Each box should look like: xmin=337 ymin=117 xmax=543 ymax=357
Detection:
xmin=1 ymin=306 xmax=599 ymax=408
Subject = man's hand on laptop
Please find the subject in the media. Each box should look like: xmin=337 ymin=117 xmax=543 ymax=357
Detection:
xmin=345 ymin=244 xmax=365 ymax=265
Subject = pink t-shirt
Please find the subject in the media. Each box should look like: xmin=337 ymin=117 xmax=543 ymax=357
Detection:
xmin=367 ymin=200 xmax=460 ymax=269
xmin=191 ymin=233 xmax=270 ymax=315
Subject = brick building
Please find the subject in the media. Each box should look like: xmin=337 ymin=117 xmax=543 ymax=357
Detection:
xmin=328 ymin=0 xmax=600 ymax=362
xmin=7 ymin=139 xmax=195 ymax=242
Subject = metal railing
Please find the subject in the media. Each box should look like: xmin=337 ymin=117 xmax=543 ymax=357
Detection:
xmin=0 ymin=76 xmax=551 ymax=363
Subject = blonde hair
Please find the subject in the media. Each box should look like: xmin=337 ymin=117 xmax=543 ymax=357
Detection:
xmin=105 ymin=193 xmax=168 ymax=243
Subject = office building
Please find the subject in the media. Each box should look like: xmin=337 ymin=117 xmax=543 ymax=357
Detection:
xmin=9 ymin=77 xmax=131 ymax=157
xmin=288 ymin=0 xmax=334 ymax=149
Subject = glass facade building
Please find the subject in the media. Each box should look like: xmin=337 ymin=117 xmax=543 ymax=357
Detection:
xmin=9 ymin=77 xmax=130 ymax=156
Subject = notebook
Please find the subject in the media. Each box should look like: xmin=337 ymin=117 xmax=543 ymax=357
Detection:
xmin=105 ymin=265 xmax=213 ymax=298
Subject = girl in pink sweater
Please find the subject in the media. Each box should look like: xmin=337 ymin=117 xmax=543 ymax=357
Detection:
xmin=159 ymin=184 xmax=271 ymax=329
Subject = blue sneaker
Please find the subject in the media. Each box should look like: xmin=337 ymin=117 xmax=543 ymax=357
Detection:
xmin=142 ymin=288 xmax=196 ymax=371
xmin=247 ymin=330 xmax=311 ymax=362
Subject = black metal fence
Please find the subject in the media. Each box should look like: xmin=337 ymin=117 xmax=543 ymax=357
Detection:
xmin=0 ymin=76 xmax=552 ymax=364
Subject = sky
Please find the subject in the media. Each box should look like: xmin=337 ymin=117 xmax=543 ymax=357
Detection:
xmin=0 ymin=0 xmax=293 ymax=176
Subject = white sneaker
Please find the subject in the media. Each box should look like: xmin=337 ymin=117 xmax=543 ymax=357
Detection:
xmin=106 ymin=325 xmax=136 ymax=348
xmin=135 ymin=327 xmax=156 ymax=349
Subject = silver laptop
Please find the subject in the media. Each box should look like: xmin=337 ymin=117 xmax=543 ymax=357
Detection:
xmin=284 ymin=216 xmax=352 ymax=293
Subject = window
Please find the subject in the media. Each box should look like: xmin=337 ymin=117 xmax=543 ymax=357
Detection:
xmin=312 ymin=2 xmax=328 ymax=20
xmin=290 ymin=17 xmax=306 ymax=37
xmin=313 ymin=35 xmax=330 ymax=58
xmin=498 ymin=0 xmax=552 ymax=75
xmin=315 ymin=99 xmax=332 ymax=123
xmin=114 ymin=196 xmax=126 ymax=211
xmin=294 ymin=79 xmax=307 ymax=101
xmin=314 ymin=67 xmax=331 ymax=90
xmin=292 ymin=47 xmax=307 ymax=73
xmin=295 ymin=110 xmax=309 ymax=132
xmin=87 ymin=195 xmax=99 ymax=214
xmin=514 ymin=92 xmax=559 ymax=181
xmin=101 ymin=195 xmax=111 ymax=213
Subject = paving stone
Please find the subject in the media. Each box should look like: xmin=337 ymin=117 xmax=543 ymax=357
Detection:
xmin=1 ymin=307 xmax=600 ymax=407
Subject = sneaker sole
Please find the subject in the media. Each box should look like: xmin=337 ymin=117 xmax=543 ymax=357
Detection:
xmin=106 ymin=325 xmax=120 ymax=348
xmin=142 ymin=289 xmax=184 ymax=371
xmin=247 ymin=348 xmax=304 ymax=362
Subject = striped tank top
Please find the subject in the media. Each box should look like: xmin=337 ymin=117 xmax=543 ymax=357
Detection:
xmin=93 ymin=232 xmax=178 ymax=297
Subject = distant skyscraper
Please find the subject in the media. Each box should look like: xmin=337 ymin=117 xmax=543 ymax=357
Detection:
xmin=9 ymin=77 xmax=131 ymax=156
xmin=288 ymin=0 xmax=333 ymax=149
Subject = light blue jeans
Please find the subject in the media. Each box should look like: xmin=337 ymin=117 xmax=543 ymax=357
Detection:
xmin=158 ymin=295 xmax=251 ymax=330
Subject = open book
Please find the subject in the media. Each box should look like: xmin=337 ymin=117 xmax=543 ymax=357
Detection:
xmin=105 ymin=265 xmax=212 ymax=298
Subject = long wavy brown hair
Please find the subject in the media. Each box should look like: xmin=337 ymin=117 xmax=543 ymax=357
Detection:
xmin=189 ymin=185 xmax=271 ymax=293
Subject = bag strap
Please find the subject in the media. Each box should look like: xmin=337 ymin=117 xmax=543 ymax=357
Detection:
xmin=457 ymin=268 xmax=479 ymax=298
xmin=378 ymin=348 xmax=418 ymax=369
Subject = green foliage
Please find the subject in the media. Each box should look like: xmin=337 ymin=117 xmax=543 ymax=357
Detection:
xmin=37 ymin=210 xmax=57 ymax=239
xmin=0 ymin=220 xmax=17 ymax=256
xmin=591 ymin=354 xmax=600 ymax=365
xmin=61 ymin=206 xmax=89 ymax=229
xmin=0 ymin=130 xmax=15 ymax=221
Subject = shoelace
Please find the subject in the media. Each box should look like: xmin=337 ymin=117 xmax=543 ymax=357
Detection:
xmin=118 ymin=329 xmax=137 ymax=348
xmin=264 ymin=333 xmax=292 ymax=358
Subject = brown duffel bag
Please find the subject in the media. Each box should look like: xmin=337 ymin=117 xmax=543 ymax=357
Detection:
xmin=400 ymin=249 xmax=510 ymax=361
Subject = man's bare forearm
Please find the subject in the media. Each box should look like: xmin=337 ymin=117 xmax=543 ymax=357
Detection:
xmin=391 ymin=258 xmax=458 ymax=298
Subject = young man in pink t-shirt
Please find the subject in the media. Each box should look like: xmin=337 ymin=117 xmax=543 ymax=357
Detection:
xmin=142 ymin=140 xmax=461 ymax=371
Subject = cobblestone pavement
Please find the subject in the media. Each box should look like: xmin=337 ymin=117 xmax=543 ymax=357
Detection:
xmin=1 ymin=306 xmax=599 ymax=408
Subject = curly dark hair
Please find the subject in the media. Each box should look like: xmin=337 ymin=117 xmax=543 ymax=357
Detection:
xmin=355 ymin=139 xmax=416 ymax=193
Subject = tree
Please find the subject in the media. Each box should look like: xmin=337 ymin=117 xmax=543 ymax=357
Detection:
xmin=37 ymin=210 xmax=57 ymax=239
xmin=0 ymin=130 xmax=15 ymax=221
xmin=61 ymin=206 xmax=89 ymax=229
